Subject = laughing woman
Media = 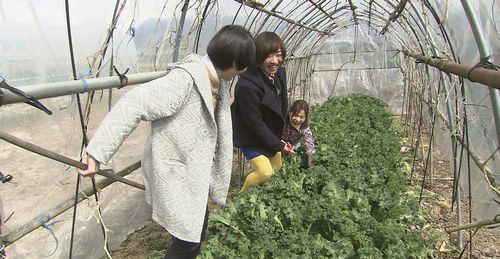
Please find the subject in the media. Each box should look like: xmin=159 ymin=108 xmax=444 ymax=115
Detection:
xmin=232 ymin=31 xmax=291 ymax=192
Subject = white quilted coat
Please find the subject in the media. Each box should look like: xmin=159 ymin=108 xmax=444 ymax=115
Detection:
xmin=86 ymin=54 xmax=233 ymax=242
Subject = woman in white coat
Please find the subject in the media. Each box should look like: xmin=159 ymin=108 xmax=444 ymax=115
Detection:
xmin=77 ymin=25 xmax=255 ymax=258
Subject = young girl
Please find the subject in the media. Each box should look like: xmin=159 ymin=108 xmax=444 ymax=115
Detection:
xmin=282 ymin=100 xmax=316 ymax=165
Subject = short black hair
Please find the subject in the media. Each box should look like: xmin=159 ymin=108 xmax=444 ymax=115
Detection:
xmin=254 ymin=32 xmax=286 ymax=65
xmin=207 ymin=25 xmax=255 ymax=70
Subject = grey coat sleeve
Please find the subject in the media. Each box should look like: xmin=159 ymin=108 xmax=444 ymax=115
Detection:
xmin=86 ymin=69 xmax=193 ymax=164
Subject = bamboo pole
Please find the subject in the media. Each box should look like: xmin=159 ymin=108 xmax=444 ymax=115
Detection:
xmin=2 ymin=161 xmax=141 ymax=245
xmin=380 ymin=0 xmax=408 ymax=34
xmin=0 ymin=131 xmax=145 ymax=190
xmin=233 ymin=0 xmax=327 ymax=34
xmin=401 ymin=49 xmax=500 ymax=90
xmin=172 ymin=0 xmax=190 ymax=62
xmin=446 ymin=214 xmax=500 ymax=233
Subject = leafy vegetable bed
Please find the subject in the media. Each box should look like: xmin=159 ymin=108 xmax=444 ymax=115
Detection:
xmin=200 ymin=94 xmax=430 ymax=258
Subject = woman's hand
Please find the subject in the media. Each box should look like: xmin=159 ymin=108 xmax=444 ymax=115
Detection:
xmin=76 ymin=155 xmax=100 ymax=177
xmin=282 ymin=141 xmax=295 ymax=154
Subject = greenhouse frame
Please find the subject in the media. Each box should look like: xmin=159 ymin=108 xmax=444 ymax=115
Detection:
xmin=0 ymin=0 xmax=499 ymax=258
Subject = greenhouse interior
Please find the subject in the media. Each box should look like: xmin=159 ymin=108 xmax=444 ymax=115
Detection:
xmin=0 ymin=0 xmax=499 ymax=258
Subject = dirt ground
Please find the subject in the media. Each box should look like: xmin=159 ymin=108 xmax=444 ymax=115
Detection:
xmin=410 ymin=123 xmax=500 ymax=258
xmin=110 ymin=133 xmax=500 ymax=259
xmin=0 ymin=93 xmax=153 ymax=258
xmin=110 ymin=156 xmax=243 ymax=259
xmin=412 ymin=149 xmax=500 ymax=258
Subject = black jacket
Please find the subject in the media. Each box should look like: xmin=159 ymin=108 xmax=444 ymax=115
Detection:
xmin=231 ymin=65 xmax=288 ymax=156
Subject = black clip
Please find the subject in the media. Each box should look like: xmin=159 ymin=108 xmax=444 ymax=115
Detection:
xmin=113 ymin=66 xmax=129 ymax=89
xmin=467 ymin=55 xmax=500 ymax=82
xmin=0 ymin=171 xmax=12 ymax=183
xmin=0 ymin=76 xmax=52 ymax=115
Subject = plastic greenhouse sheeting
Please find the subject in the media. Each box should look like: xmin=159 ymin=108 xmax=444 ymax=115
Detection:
xmin=0 ymin=0 xmax=499 ymax=258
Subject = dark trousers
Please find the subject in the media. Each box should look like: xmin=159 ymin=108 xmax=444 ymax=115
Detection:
xmin=164 ymin=208 xmax=209 ymax=259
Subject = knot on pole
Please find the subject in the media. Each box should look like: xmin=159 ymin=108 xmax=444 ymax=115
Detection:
xmin=467 ymin=56 xmax=500 ymax=83
xmin=113 ymin=66 xmax=129 ymax=89
xmin=0 ymin=76 xmax=52 ymax=115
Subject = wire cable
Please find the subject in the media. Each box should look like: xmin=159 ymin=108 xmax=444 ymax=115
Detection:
xmin=194 ymin=0 xmax=212 ymax=53
xmin=64 ymin=0 xmax=112 ymax=256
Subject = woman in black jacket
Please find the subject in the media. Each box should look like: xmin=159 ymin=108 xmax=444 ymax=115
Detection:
xmin=232 ymin=31 xmax=291 ymax=192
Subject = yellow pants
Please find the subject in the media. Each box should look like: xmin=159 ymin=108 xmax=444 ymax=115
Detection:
xmin=240 ymin=152 xmax=282 ymax=192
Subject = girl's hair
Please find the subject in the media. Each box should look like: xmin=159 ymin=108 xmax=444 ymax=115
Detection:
xmin=285 ymin=100 xmax=310 ymax=126
xmin=207 ymin=25 xmax=256 ymax=70
xmin=254 ymin=32 xmax=287 ymax=66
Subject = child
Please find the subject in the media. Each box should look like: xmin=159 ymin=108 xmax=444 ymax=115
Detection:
xmin=282 ymin=100 xmax=316 ymax=167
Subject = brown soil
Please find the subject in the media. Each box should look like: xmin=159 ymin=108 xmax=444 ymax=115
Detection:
xmin=410 ymin=131 xmax=500 ymax=258
xmin=110 ymin=155 xmax=244 ymax=259
xmin=111 ymin=222 xmax=171 ymax=259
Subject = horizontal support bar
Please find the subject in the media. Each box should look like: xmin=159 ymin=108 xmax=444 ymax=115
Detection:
xmin=446 ymin=214 xmax=500 ymax=233
xmin=402 ymin=49 xmax=500 ymax=90
xmin=0 ymin=131 xmax=145 ymax=190
xmin=2 ymin=161 xmax=141 ymax=245
xmin=1 ymin=71 xmax=169 ymax=105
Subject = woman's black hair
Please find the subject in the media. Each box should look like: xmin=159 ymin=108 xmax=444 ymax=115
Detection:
xmin=285 ymin=100 xmax=310 ymax=127
xmin=254 ymin=31 xmax=286 ymax=65
xmin=207 ymin=25 xmax=255 ymax=70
